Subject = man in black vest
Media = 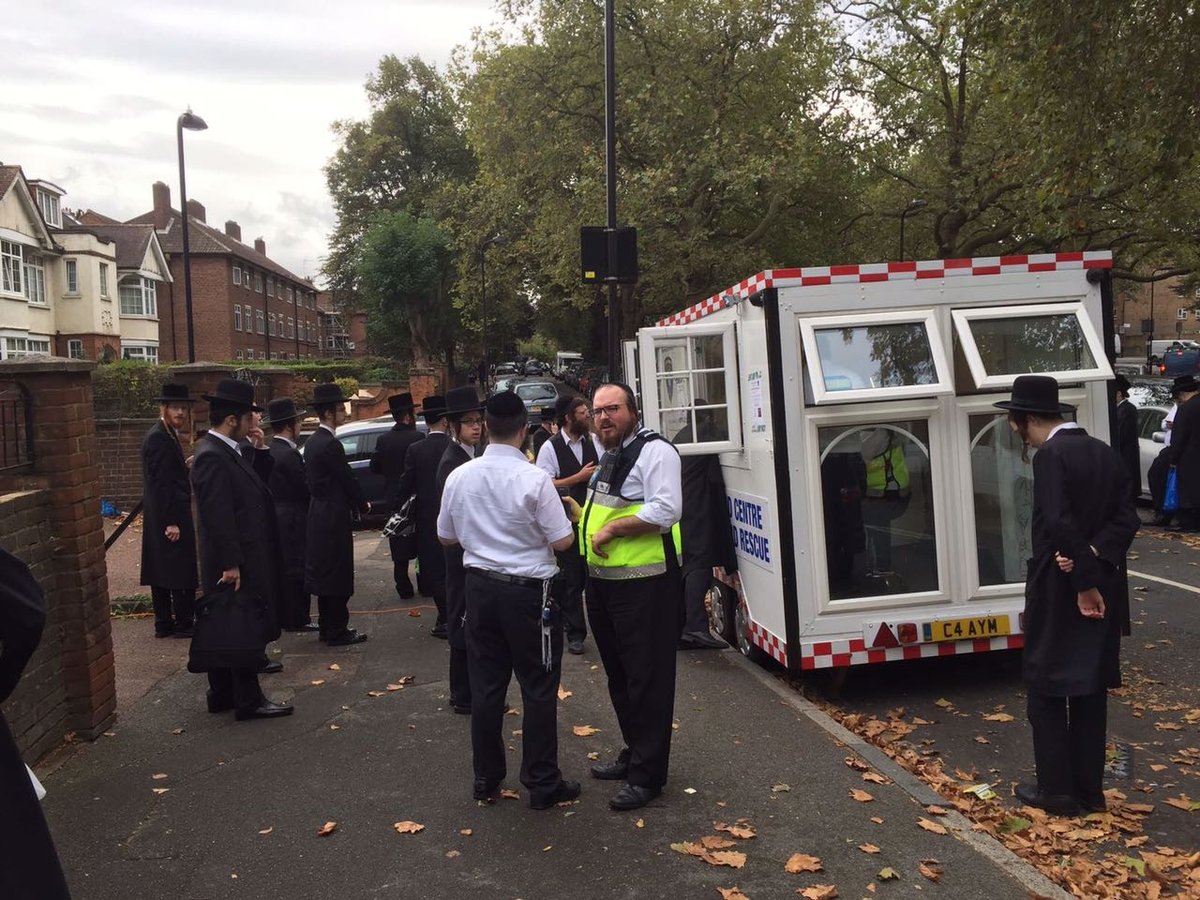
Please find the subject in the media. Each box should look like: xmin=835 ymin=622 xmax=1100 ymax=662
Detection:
xmin=535 ymin=394 xmax=601 ymax=654
xmin=400 ymin=395 xmax=450 ymax=637
xmin=139 ymin=382 xmax=198 ymax=638
xmin=371 ymin=393 xmax=425 ymax=599
xmin=264 ymin=398 xmax=316 ymax=633
xmin=531 ymin=407 xmax=557 ymax=456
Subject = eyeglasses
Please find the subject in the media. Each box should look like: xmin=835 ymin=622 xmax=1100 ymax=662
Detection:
xmin=593 ymin=403 xmax=625 ymax=418
xmin=459 ymin=416 xmax=483 ymax=426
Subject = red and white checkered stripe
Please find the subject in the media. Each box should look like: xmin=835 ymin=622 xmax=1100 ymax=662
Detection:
xmin=656 ymin=251 xmax=1113 ymax=327
xmin=798 ymin=635 xmax=1025 ymax=671
xmin=747 ymin=619 xmax=787 ymax=667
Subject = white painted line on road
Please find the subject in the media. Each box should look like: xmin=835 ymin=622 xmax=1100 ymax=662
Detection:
xmin=1128 ymin=569 xmax=1200 ymax=594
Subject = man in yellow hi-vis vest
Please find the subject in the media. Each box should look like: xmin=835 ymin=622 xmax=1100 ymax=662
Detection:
xmin=860 ymin=428 xmax=910 ymax=576
xmin=583 ymin=383 xmax=683 ymax=812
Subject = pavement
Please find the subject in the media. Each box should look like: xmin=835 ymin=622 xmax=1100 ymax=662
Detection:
xmin=41 ymin=531 xmax=1067 ymax=900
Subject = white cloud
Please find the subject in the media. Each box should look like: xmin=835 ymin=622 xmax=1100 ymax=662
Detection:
xmin=3 ymin=0 xmax=499 ymax=280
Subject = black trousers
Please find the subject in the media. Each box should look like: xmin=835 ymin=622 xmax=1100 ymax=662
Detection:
xmin=279 ymin=577 xmax=312 ymax=628
xmin=207 ymin=667 xmax=265 ymax=712
xmin=317 ymin=595 xmax=351 ymax=639
xmin=445 ymin=546 xmax=471 ymax=708
xmin=1026 ymin=689 xmax=1107 ymax=803
xmin=389 ymin=534 xmax=415 ymax=597
xmin=587 ymin=570 xmax=682 ymax=790
xmin=416 ymin=536 xmax=447 ymax=626
xmin=151 ymin=586 xmax=194 ymax=633
xmin=465 ymin=571 xmax=563 ymax=799
xmin=681 ymin=567 xmax=712 ymax=635
xmin=1149 ymin=450 xmax=1173 ymax=518
xmin=552 ymin=532 xmax=587 ymax=642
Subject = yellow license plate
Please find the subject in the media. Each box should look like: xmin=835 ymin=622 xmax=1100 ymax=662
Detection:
xmin=925 ymin=615 xmax=1010 ymax=642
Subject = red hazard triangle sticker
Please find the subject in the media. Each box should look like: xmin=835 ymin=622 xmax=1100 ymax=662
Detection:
xmin=871 ymin=622 xmax=900 ymax=649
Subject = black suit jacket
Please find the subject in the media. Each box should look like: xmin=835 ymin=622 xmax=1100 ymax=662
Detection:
xmin=436 ymin=440 xmax=474 ymax=496
xmin=268 ymin=437 xmax=309 ymax=580
xmin=1166 ymin=394 xmax=1200 ymax=507
xmin=371 ymin=423 xmax=424 ymax=513
xmin=139 ymin=420 xmax=197 ymax=590
xmin=304 ymin=427 xmax=366 ymax=597
xmin=1114 ymin=398 xmax=1139 ymax=499
xmin=400 ymin=431 xmax=450 ymax=594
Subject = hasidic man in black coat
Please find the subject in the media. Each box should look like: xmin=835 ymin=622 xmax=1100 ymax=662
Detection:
xmin=531 ymin=407 xmax=557 ymax=456
xmin=436 ymin=386 xmax=486 ymax=713
xmin=370 ymin=392 xmax=425 ymax=600
xmin=1165 ymin=374 xmax=1200 ymax=532
xmin=264 ymin=398 xmax=316 ymax=633
xmin=139 ymin=382 xmax=198 ymax=638
xmin=0 ymin=547 xmax=72 ymax=899
xmin=399 ymin=395 xmax=450 ymax=637
xmin=1112 ymin=374 xmax=1140 ymax=502
xmin=304 ymin=383 xmax=371 ymax=646
xmin=996 ymin=376 xmax=1139 ymax=816
xmin=190 ymin=379 xmax=292 ymax=721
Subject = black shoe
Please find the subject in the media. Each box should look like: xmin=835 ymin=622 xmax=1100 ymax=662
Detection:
xmin=206 ymin=691 xmax=234 ymax=714
xmin=283 ymin=623 xmax=321 ymax=633
xmin=173 ymin=625 xmax=194 ymax=639
xmin=430 ymin=623 xmax=449 ymax=639
xmin=325 ymin=629 xmax=368 ymax=646
xmin=451 ymin=704 xmax=471 ymax=715
xmin=396 ymin=581 xmax=415 ymax=600
xmin=609 ymin=783 xmax=660 ymax=811
xmin=678 ymin=630 xmax=728 ymax=650
xmin=155 ymin=624 xmax=176 ymax=639
xmin=531 ymin=779 xmax=581 ymax=810
xmin=591 ymin=754 xmax=630 ymax=781
xmin=235 ymin=700 xmax=295 ymax=721
xmin=1150 ymin=515 xmax=1174 ymax=527
xmin=260 ymin=660 xmax=284 ymax=674
xmin=473 ymin=777 xmax=502 ymax=801
xmin=567 ymin=639 xmax=585 ymax=655
xmin=1014 ymin=782 xmax=1080 ymax=816
xmin=1076 ymin=792 xmax=1107 ymax=813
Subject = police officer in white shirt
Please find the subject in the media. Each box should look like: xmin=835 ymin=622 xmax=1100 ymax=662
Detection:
xmin=438 ymin=390 xmax=581 ymax=810
xmin=536 ymin=394 xmax=604 ymax=654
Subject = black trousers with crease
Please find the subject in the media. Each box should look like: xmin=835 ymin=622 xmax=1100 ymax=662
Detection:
xmin=151 ymin=586 xmax=194 ymax=633
xmin=1026 ymin=689 xmax=1107 ymax=803
xmin=445 ymin=545 xmax=471 ymax=708
xmin=552 ymin=531 xmax=588 ymax=642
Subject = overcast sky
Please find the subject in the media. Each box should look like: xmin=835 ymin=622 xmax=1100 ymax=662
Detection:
xmin=2 ymin=0 xmax=500 ymax=281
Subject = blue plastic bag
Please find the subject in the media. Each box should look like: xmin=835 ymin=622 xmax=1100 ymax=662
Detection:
xmin=1164 ymin=466 xmax=1180 ymax=513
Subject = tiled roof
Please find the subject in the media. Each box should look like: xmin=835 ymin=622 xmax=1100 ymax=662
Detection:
xmin=127 ymin=207 xmax=310 ymax=286
xmin=0 ymin=166 xmax=20 ymax=198
xmin=76 ymin=224 xmax=155 ymax=270
xmin=77 ymin=209 xmax=122 ymax=226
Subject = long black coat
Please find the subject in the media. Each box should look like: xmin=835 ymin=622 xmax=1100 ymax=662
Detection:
xmin=268 ymin=437 xmax=309 ymax=582
xmin=304 ymin=427 xmax=367 ymax=597
xmin=1024 ymin=429 xmax=1140 ymax=696
xmin=139 ymin=421 xmax=197 ymax=590
xmin=1166 ymin=395 xmax=1200 ymax=509
xmin=437 ymin=440 xmax=474 ymax=651
xmin=191 ymin=433 xmax=282 ymax=643
xmin=680 ymin=454 xmax=737 ymax=576
xmin=401 ymin=431 xmax=450 ymax=596
xmin=1114 ymin=398 xmax=1140 ymax=499
xmin=0 ymin=548 xmax=71 ymax=900
xmin=371 ymin=423 xmax=424 ymax=514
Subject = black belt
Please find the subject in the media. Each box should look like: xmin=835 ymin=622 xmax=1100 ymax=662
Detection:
xmin=465 ymin=567 xmax=548 ymax=589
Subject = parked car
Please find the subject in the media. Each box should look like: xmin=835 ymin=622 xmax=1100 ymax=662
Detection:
xmin=1149 ymin=339 xmax=1200 ymax=362
xmin=492 ymin=375 xmax=520 ymax=394
xmin=1162 ymin=345 xmax=1200 ymax=377
xmin=513 ymin=380 xmax=559 ymax=420
xmin=1135 ymin=404 xmax=1169 ymax=499
xmin=524 ymin=360 xmax=545 ymax=376
xmin=494 ymin=363 xmax=519 ymax=378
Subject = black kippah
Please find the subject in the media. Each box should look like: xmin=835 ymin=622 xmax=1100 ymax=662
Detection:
xmin=486 ymin=391 xmax=527 ymax=418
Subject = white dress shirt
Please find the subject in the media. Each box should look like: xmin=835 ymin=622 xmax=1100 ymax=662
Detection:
xmin=1046 ymin=421 xmax=1083 ymax=442
xmin=208 ymin=429 xmax=241 ymax=453
xmin=605 ymin=428 xmax=683 ymax=531
xmin=438 ymin=444 xmax=573 ymax=579
xmin=535 ymin=431 xmax=604 ymax=478
xmin=1164 ymin=404 xmax=1178 ymax=447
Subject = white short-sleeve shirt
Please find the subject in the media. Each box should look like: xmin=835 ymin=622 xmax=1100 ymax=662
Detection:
xmin=437 ymin=444 xmax=573 ymax=579
xmin=603 ymin=428 xmax=683 ymax=531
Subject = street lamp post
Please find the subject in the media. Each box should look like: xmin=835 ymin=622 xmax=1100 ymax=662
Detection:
xmin=176 ymin=108 xmax=207 ymax=363
xmin=898 ymin=199 xmax=927 ymax=262
xmin=479 ymin=233 xmax=505 ymax=393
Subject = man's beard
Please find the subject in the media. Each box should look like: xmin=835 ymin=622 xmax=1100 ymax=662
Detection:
xmin=567 ymin=420 xmax=589 ymax=440
xmin=598 ymin=422 xmax=632 ymax=450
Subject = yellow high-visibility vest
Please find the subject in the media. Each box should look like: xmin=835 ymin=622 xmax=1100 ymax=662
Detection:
xmin=865 ymin=444 xmax=910 ymax=498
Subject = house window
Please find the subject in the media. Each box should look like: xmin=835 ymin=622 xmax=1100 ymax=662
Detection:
xmin=67 ymin=339 xmax=84 ymax=359
xmin=65 ymin=259 xmax=78 ymax=294
xmin=122 ymin=343 xmax=159 ymax=363
xmin=256 ymin=310 xmax=265 ymax=334
xmin=234 ymin=304 xmax=242 ymax=331
xmin=1 ymin=240 xmax=22 ymax=295
xmin=233 ymin=265 xmax=242 ymax=286
xmin=235 ymin=349 xmax=243 ymax=360
xmin=118 ymin=276 xmax=158 ymax=317
xmin=99 ymin=263 xmax=109 ymax=297
xmin=1179 ymin=308 xmax=1190 ymax=320
xmin=269 ymin=313 xmax=276 ymax=335
xmin=23 ymin=254 xmax=46 ymax=305
xmin=2 ymin=335 xmax=51 ymax=358
xmin=287 ymin=317 xmax=295 ymax=338
xmin=38 ymin=191 xmax=60 ymax=228
xmin=287 ymin=286 xmax=294 ymax=302
xmin=255 ymin=272 xmax=263 ymax=293
xmin=267 ymin=278 xmax=274 ymax=298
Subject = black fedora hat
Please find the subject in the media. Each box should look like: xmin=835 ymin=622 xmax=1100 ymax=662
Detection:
xmin=993 ymin=375 xmax=1076 ymax=416
xmin=486 ymin=390 xmax=527 ymax=418
xmin=539 ymin=406 xmax=556 ymax=422
xmin=420 ymin=394 xmax=447 ymax=424
xmin=1171 ymin=374 xmax=1200 ymax=395
xmin=388 ymin=392 xmax=415 ymax=418
xmin=202 ymin=378 xmax=263 ymax=412
xmin=156 ymin=382 xmax=195 ymax=404
xmin=1114 ymin=374 xmax=1132 ymax=394
xmin=443 ymin=385 xmax=485 ymax=418
xmin=264 ymin=397 xmax=305 ymax=428
xmin=312 ymin=382 xmax=348 ymax=406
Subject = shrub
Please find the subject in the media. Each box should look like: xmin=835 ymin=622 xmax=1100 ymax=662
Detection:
xmin=334 ymin=376 xmax=360 ymax=398
xmin=93 ymin=361 xmax=174 ymax=418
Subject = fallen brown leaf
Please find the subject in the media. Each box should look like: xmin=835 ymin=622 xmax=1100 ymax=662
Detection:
xmin=460 ymin=828 xmax=472 ymax=836
xmin=328 ymin=663 xmax=341 ymax=671
xmin=701 ymin=835 xmax=737 ymax=850
xmin=917 ymin=818 xmax=948 ymax=835
xmin=717 ymin=889 xmax=749 ymax=900
xmin=317 ymin=821 xmax=337 ymax=837
xmin=258 ymin=827 xmax=272 ymax=835
xmin=714 ymin=821 xmax=757 ymax=839
xmin=785 ymin=853 xmax=823 ymax=873
xmin=862 ymin=772 xmax=888 ymax=785
xmin=671 ymin=841 xmax=707 ymax=858
xmin=797 ymin=886 xmax=838 ymax=899
xmin=704 ymin=850 xmax=747 ymax=869
xmin=407 ymin=609 xmax=421 ymax=617
xmin=877 ymin=867 xmax=900 ymax=881
xmin=870 ymin=816 xmax=884 ymax=825
xmin=310 ymin=679 xmax=325 ymax=686
xmin=367 ymin=690 xmax=386 ymax=698
xmin=859 ymin=843 xmax=881 ymax=855
xmin=393 ymin=821 xmax=425 ymax=834
xmin=844 ymin=756 xmax=869 ymax=771
xmin=445 ymin=850 xmax=460 ymax=859
xmin=925 ymin=805 xmax=948 ymax=816
xmin=152 ymin=787 xmax=169 ymax=795
xmin=151 ymin=773 xmax=168 ymax=780
xmin=558 ymin=686 xmax=573 ymax=700
xmin=850 ymin=789 xmax=875 ymax=803
xmin=636 ymin=818 xmax=645 ymax=829
xmin=500 ymin=788 xmax=520 ymax=800
xmin=572 ymin=725 xmax=600 ymax=737
xmin=386 ymin=683 xmax=406 ymax=691
xmin=918 ymin=859 xmax=943 ymax=882
xmin=982 ymin=713 xmax=1015 ymax=722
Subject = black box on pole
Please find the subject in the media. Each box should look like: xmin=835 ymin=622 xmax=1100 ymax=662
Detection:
xmin=581 ymin=226 xmax=638 ymax=284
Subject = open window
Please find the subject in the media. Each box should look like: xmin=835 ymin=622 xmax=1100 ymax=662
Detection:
xmin=638 ymin=321 xmax=742 ymax=454
xmin=800 ymin=309 xmax=953 ymax=405
xmin=952 ymin=302 xmax=1113 ymax=390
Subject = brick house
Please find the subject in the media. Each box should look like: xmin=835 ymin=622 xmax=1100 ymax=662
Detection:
xmin=122 ymin=182 xmax=322 ymax=363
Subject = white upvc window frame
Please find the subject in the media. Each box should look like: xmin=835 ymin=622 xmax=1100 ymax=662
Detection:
xmin=951 ymin=301 xmax=1113 ymax=391
xmin=99 ymin=263 xmax=110 ymax=298
xmin=23 ymin=253 xmax=47 ymax=306
xmin=38 ymin=191 xmax=60 ymax=228
xmin=64 ymin=259 xmax=79 ymax=294
xmin=1 ymin=240 xmax=23 ymax=296
xmin=1 ymin=334 xmax=52 ymax=359
xmin=118 ymin=275 xmax=158 ymax=318
xmin=800 ymin=308 xmax=953 ymax=406
xmin=256 ymin=310 xmax=265 ymax=335
xmin=67 ymin=339 xmax=84 ymax=359
xmin=637 ymin=319 xmax=743 ymax=456
xmin=232 ymin=265 xmax=242 ymax=287
xmin=121 ymin=342 xmax=159 ymax=363
xmin=233 ymin=304 xmax=242 ymax=331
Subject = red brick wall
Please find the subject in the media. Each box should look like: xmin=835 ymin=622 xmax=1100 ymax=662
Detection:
xmin=95 ymin=418 xmax=156 ymax=510
xmin=53 ymin=333 xmax=121 ymax=362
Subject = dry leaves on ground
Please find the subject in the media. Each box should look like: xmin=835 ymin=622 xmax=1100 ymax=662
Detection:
xmin=460 ymin=828 xmax=472 ymax=836
xmin=877 ymin=867 xmax=900 ymax=881
xmin=572 ymin=725 xmax=600 ymax=736
xmin=717 ymin=888 xmax=749 ymax=900
xmin=328 ymin=663 xmax=341 ymax=671
xmin=393 ymin=821 xmax=425 ymax=834
xmin=982 ymin=712 xmax=1015 ymax=722
xmin=670 ymin=842 xmax=747 ymax=869
xmin=785 ymin=853 xmax=823 ymax=873
xmin=701 ymin=836 xmax=737 ymax=850
xmin=918 ymin=859 xmax=943 ymax=882
xmin=713 ymin=821 xmax=757 ymax=839
xmin=859 ymin=844 xmax=881 ymax=855
xmin=152 ymin=788 xmax=169 ymax=795
xmin=917 ymin=817 xmax=949 ymax=835
xmin=500 ymin=788 xmax=520 ymax=800
xmin=850 ymin=789 xmax=875 ymax=803
xmin=367 ymin=690 xmax=386 ymax=698
xmin=258 ymin=827 xmax=272 ymax=835
xmin=151 ymin=773 xmax=168 ymax=780
xmin=862 ymin=772 xmax=889 ymax=785
xmin=558 ymin=686 xmax=573 ymax=700
xmin=317 ymin=821 xmax=337 ymax=837
xmin=797 ymin=886 xmax=838 ymax=899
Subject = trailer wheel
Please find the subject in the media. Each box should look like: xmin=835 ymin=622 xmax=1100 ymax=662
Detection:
xmin=707 ymin=579 xmax=738 ymax=645
xmin=733 ymin=598 xmax=767 ymax=663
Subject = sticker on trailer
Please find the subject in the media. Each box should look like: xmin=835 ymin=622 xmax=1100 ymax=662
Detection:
xmin=747 ymin=370 xmax=765 ymax=433
xmin=727 ymin=490 xmax=773 ymax=573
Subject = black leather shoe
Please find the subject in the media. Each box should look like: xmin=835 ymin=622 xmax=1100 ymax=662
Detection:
xmin=206 ymin=691 xmax=234 ymax=714
xmin=155 ymin=626 xmax=176 ymax=639
xmin=260 ymin=660 xmax=284 ymax=674
xmin=567 ymin=639 xmax=585 ymax=655
xmin=326 ymin=630 xmax=368 ymax=646
xmin=531 ymin=779 xmax=581 ymax=810
xmin=451 ymin=704 xmax=471 ymax=715
xmin=283 ymin=623 xmax=321 ymax=633
xmin=235 ymin=700 xmax=295 ymax=721
xmin=1076 ymin=792 xmax=1107 ymax=813
xmin=430 ymin=623 xmax=449 ymax=639
xmin=678 ymin=630 xmax=728 ymax=650
xmin=1014 ymin=782 xmax=1080 ymax=816
xmin=473 ymin=777 xmax=502 ymax=801
xmin=591 ymin=754 xmax=630 ymax=781
xmin=609 ymin=783 xmax=660 ymax=811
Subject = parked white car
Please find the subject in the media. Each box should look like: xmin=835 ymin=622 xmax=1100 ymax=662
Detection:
xmin=1135 ymin=404 xmax=1168 ymax=499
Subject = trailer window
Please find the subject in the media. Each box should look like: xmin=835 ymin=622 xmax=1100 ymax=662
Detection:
xmin=818 ymin=420 xmax=938 ymax=600
xmin=800 ymin=310 xmax=952 ymax=405
xmin=952 ymin=302 xmax=1113 ymax=390
xmin=969 ymin=413 xmax=1034 ymax=585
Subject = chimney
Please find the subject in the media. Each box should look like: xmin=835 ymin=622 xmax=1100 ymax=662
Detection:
xmin=152 ymin=181 xmax=171 ymax=229
xmin=186 ymin=199 xmax=206 ymax=223
xmin=225 ymin=220 xmax=241 ymax=242
xmin=254 ymin=237 xmax=266 ymax=256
